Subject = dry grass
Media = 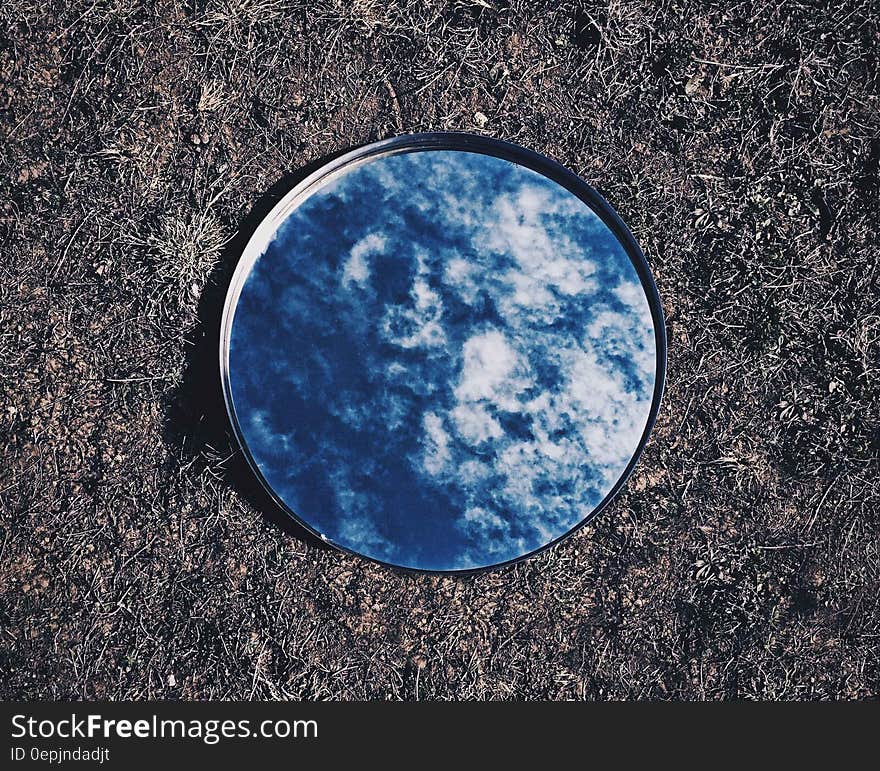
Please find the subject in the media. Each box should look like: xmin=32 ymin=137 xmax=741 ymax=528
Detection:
xmin=0 ymin=0 xmax=878 ymax=700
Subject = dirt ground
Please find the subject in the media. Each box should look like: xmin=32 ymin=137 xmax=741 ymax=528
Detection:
xmin=1 ymin=0 xmax=878 ymax=700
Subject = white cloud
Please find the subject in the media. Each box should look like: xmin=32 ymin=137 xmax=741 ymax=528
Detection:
xmin=246 ymin=409 xmax=294 ymax=457
xmin=341 ymin=232 xmax=385 ymax=288
xmin=336 ymin=515 xmax=396 ymax=562
xmin=458 ymin=459 xmax=491 ymax=484
xmin=587 ymin=299 xmax=655 ymax=385
xmin=422 ymin=411 xmax=451 ymax=476
xmin=450 ymin=402 xmax=503 ymax=445
xmin=456 ymin=507 xmax=528 ymax=560
xmin=476 ymin=185 xmax=598 ymax=314
xmin=614 ymin=279 xmax=645 ymax=309
xmin=454 ymin=329 xmax=530 ymax=407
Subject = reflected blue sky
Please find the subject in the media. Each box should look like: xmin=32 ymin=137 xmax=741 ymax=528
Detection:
xmin=229 ymin=150 xmax=656 ymax=570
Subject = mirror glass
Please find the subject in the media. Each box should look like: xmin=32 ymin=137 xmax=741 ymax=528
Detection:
xmin=227 ymin=147 xmax=659 ymax=571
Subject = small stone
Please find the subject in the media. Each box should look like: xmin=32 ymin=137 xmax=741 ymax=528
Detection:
xmin=189 ymin=133 xmax=201 ymax=146
xmin=685 ymin=74 xmax=703 ymax=96
xmin=167 ymin=674 xmax=177 ymax=687
xmin=474 ymin=111 xmax=488 ymax=127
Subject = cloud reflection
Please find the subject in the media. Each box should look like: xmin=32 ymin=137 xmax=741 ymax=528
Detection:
xmin=229 ymin=150 xmax=656 ymax=570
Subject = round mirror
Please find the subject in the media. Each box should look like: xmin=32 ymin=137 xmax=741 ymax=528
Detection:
xmin=221 ymin=134 xmax=665 ymax=572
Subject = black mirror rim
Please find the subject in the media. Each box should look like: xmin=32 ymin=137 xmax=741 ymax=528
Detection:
xmin=219 ymin=132 xmax=667 ymax=575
